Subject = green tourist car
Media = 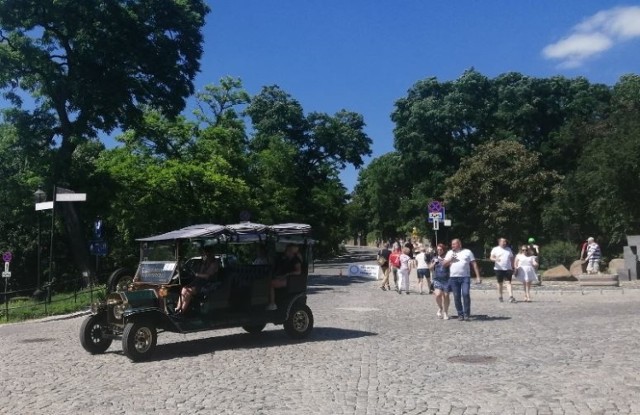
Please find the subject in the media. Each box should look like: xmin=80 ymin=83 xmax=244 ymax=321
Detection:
xmin=80 ymin=222 xmax=315 ymax=362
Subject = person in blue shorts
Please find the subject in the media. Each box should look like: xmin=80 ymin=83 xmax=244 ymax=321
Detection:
xmin=430 ymin=243 xmax=452 ymax=320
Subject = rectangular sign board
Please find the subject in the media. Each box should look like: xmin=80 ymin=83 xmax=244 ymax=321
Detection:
xmin=347 ymin=264 xmax=380 ymax=280
xmin=35 ymin=201 xmax=54 ymax=211
xmin=56 ymin=193 xmax=87 ymax=202
xmin=2 ymin=271 xmax=10 ymax=278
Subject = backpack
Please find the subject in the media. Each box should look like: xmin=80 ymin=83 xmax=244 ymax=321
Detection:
xmin=389 ymin=252 xmax=401 ymax=268
xmin=377 ymin=256 xmax=387 ymax=266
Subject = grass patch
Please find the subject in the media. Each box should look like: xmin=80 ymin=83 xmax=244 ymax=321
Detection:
xmin=0 ymin=285 xmax=105 ymax=324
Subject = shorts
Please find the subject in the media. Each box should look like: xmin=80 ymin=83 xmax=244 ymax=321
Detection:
xmin=495 ymin=270 xmax=512 ymax=284
xmin=432 ymin=279 xmax=452 ymax=292
xmin=417 ymin=269 xmax=430 ymax=279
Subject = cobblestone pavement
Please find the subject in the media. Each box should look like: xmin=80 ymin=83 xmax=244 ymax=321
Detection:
xmin=2 ymin=246 xmax=640 ymax=414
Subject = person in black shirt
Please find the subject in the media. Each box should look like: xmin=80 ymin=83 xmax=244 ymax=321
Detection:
xmin=378 ymin=243 xmax=392 ymax=291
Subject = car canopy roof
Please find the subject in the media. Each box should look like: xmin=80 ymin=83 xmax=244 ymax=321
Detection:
xmin=136 ymin=222 xmax=313 ymax=243
xmin=136 ymin=224 xmax=228 ymax=242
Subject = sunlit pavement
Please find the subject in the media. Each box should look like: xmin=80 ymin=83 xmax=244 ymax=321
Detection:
xmin=1 ymin=246 xmax=639 ymax=414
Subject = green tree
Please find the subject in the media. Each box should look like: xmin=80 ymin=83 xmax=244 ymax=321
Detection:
xmin=443 ymin=140 xmax=560 ymax=246
xmin=245 ymin=85 xmax=372 ymax=254
xmin=0 ymin=0 xmax=209 ymax=182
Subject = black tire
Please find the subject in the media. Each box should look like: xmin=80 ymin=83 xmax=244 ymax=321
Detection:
xmin=284 ymin=304 xmax=314 ymax=339
xmin=242 ymin=323 xmax=267 ymax=334
xmin=122 ymin=321 xmax=157 ymax=362
xmin=80 ymin=314 xmax=113 ymax=354
xmin=107 ymin=267 xmax=134 ymax=293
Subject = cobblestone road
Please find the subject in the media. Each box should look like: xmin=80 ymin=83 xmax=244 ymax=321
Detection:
xmin=1 ymin=246 xmax=640 ymax=414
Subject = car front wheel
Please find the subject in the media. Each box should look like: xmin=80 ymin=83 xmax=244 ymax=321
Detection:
xmin=80 ymin=314 xmax=113 ymax=354
xmin=122 ymin=321 xmax=157 ymax=362
xmin=284 ymin=304 xmax=313 ymax=339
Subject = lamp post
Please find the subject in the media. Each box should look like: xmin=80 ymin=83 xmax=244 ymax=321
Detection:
xmin=33 ymin=188 xmax=47 ymax=289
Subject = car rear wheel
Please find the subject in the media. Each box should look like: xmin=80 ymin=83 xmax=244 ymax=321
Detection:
xmin=80 ymin=314 xmax=113 ymax=354
xmin=284 ymin=304 xmax=313 ymax=339
xmin=122 ymin=321 xmax=157 ymax=362
xmin=107 ymin=267 xmax=134 ymax=293
xmin=242 ymin=323 xmax=267 ymax=334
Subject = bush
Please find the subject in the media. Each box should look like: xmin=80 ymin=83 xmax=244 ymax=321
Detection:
xmin=540 ymin=241 xmax=577 ymax=269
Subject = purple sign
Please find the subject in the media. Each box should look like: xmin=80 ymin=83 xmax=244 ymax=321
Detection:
xmin=2 ymin=251 xmax=12 ymax=262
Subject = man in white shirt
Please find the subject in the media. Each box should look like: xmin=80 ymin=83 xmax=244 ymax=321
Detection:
xmin=443 ymin=239 xmax=482 ymax=321
xmin=490 ymin=238 xmax=515 ymax=303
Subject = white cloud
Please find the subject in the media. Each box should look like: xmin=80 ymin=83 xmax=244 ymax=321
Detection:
xmin=542 ymin=6 xmax=640 ymax=67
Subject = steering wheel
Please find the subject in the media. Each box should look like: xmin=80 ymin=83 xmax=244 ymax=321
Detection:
xmin=179 ymin=258 xmax=200 ymax=281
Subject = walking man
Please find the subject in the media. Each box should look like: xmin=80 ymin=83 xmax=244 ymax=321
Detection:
xmin=378 ymin=243 xmax=392 ymax=290
xmin=443 ymin=239 xmax=482 ymax=321
xmin=490 ymin=238 xmax=515 ymax=303
xmin=585 ymin=237 xmax=601 ymax=274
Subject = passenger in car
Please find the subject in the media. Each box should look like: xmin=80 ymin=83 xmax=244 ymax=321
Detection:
xmin=266 ymin=244 xmax=302 ymax=310
xmin=252 ymin=245 xmax=269 ymax=265
xmin=174 ymin=245 xmax=219 ymax=315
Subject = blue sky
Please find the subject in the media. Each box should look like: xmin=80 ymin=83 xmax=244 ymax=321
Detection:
xmin=193 ymin=1 xmax=640 ymax=191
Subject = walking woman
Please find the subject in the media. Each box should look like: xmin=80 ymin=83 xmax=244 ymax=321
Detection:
xmin=430 ymin=244 xmax=451 ymax=320
xmin=398 ymin=245 xmax=412 ymax=294
xmin=514 ymin=245 xmax=539 ymax=302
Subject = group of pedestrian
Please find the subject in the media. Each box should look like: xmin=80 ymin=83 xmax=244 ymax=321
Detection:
xmin=376 ymin=236 xmax=543 ymax=321
xmin=378 ymin=241 xmax=434 ymax=295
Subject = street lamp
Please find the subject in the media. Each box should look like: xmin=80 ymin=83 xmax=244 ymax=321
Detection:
xmin=33 ymin=188 xmax=47 ymax=289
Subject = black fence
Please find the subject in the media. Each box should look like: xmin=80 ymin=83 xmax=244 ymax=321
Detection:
xmin=1 ymin=275 xmax=104 ymax=323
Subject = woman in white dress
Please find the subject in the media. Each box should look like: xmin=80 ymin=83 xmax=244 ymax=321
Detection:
xmin=514 ymin=245 xmax=538 ymax=302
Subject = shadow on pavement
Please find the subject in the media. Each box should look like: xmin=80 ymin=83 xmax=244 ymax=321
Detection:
xmin=463 ymin=315 xmax=512 ymax=321
xmin=131 ymin=327 xmax=378 ymax=362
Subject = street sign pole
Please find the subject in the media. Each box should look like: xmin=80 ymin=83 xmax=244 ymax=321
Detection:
xmin=2 ymin=259 xmax=9 ymax=322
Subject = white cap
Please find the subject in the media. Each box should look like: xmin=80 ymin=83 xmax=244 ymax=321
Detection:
xmin=587 ymin=237 xmax=594 ymax=242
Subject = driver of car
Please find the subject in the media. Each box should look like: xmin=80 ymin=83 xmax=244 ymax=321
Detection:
xmin=174 ymin=245 xmax=219 ymax=316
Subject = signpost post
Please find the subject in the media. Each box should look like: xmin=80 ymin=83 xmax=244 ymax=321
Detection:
xmin=2 ymin=252 xmax=11 ymax=322
xmin=34 ymin=186 xmax=88 ymax=304
xmin=428 ymin=201 xmax=445 ymax=246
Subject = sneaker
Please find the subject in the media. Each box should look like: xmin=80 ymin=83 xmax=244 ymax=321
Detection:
xmin=464 ymin=315 xmax=471 ymax=321
xmin=442 ymin=312 xmax=449 ymax=320
xmin=499 ymin=297 xmax=504 ymax=302
xmin=509 ymin=297 xmax=516 ymax=303
xmin=458 ymin=316 xmax=464 ymax=321
xmin=380 ymin=286 xmax=387 ymax=291
xmin=266 ymin=303 xmax=277 ymax=311
xmin=405 ymin=291 xmax=410 ymax=295
xmin=436 ymin=309 xmax=442 ymax=318
xmin=397 ymin=290 xmax=402 ymax=295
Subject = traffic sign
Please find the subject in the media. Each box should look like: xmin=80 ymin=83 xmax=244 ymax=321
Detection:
xmin=90 ymin=240 xmax=108 ymax=256
xmin=428 ymin=201 xmax=443 ymax=213
xmin=427 ymin=203 xmax=446 ymax=223
xmin=2 ymin=252 xmax=11 ymax=262
xmin=432 ymin=219 xmax=440 ymax=230
xmin=2 ymin=271 xmax=10 ymax=279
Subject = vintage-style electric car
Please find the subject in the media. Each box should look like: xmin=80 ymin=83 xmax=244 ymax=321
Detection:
xmin=80 ymin=222 xmax=314 ymax=361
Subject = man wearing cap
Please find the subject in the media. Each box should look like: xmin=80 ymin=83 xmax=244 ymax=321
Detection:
xmin=527 ymin=237 xmax=540 ymax=257
xmin=585 ymin=237 xmax=601 ymax=274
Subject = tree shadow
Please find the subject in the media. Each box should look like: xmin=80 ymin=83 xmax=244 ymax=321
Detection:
xmin=118 ymin=326 xmax=378 ymax=362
